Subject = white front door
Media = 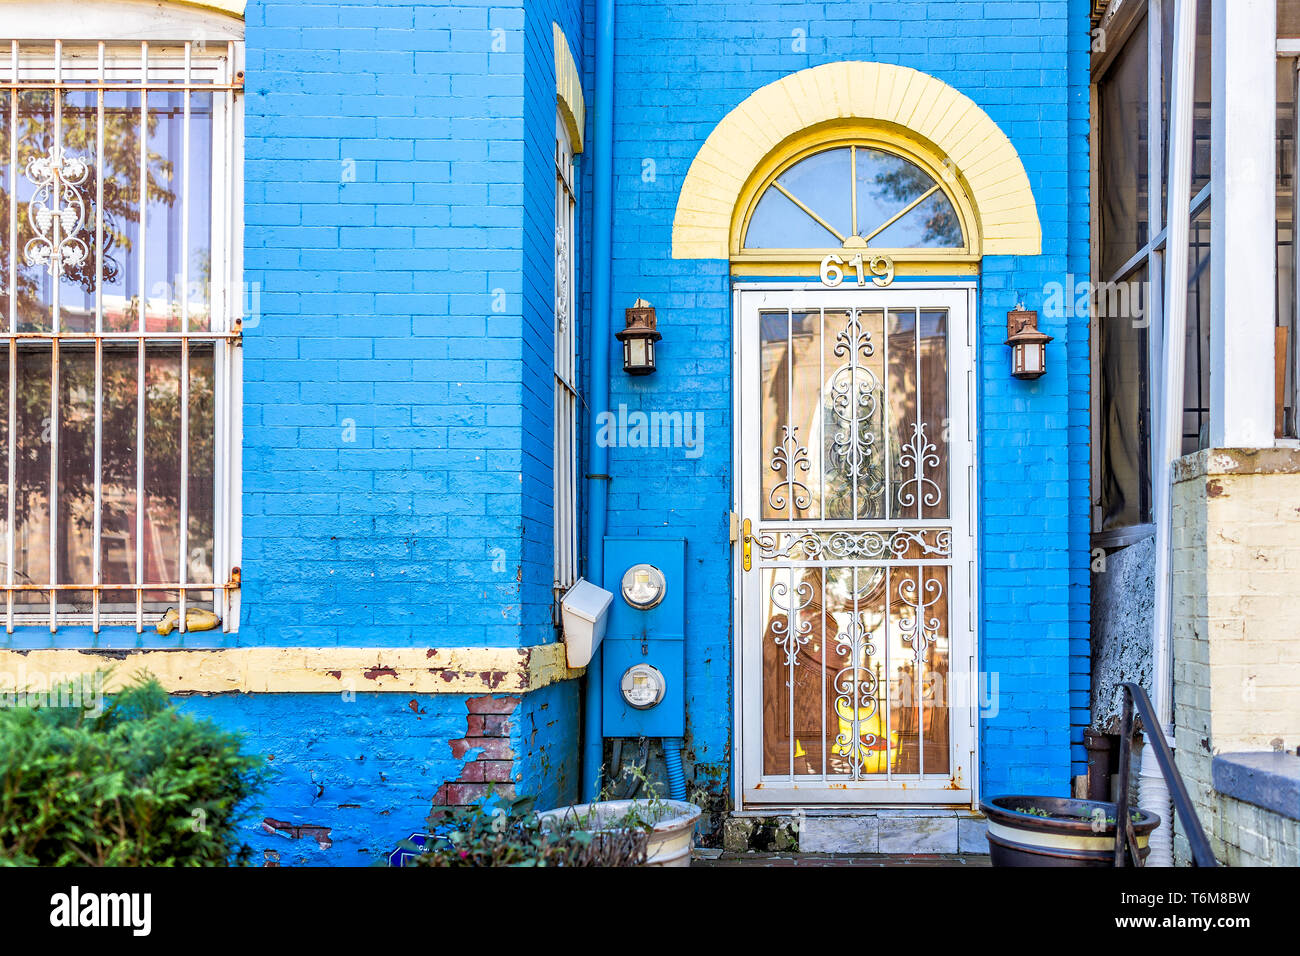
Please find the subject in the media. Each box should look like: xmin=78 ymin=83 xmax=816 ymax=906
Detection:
xmin=736 ymin=285 xmax=977 ymax=806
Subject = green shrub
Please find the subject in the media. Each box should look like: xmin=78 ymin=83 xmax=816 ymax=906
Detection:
xmin=412 ymin=793 xmax=649 ymax=867
xmin=0 ymin=672 xmax=264 ymax=866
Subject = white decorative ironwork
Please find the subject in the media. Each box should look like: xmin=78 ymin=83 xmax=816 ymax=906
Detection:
xmin=23 ymin=147 xmax=90 ymax=278
xmin=555 ymin=224 xmax=570 ymax=335
xmin=769 ymin=572 xmax=814 ymax=666
xmin=832 ymin=613 xmax=879 ymax=779
xmin=827 ymin=310 xmax=886 ymax=512
xmin=897 ymin=572 xmax=943 ymax=663
xmin=758 ymin=528 xmax=951 ymax=561
xmin=768 ymin=424 xmax=811 ymax=513
xmin=896 ymin=421 xmax=942 ymax=512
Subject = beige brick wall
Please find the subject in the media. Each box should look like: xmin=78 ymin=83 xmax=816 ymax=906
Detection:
xmin=1171 ymin=448 xmax=1300 ymax=864
xmin=1213 ymin=794 xmax=1300 ymax=866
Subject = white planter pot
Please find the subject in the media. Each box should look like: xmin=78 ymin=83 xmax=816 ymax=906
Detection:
xmin=540 ymin=799 xmax=702 ymax=867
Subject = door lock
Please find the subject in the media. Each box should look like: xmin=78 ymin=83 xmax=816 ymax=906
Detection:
xmin=742 ymin=518 xmax=753 ymax=572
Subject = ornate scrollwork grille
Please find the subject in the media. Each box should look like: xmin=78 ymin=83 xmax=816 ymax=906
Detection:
xmin=755 ymin=301 xmax=954 ymax=784
xmin=23 ymin=146 xmax=90 ymax=277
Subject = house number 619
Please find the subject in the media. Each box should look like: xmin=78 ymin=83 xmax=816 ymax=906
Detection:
xmin=819 ymin=253 xmax=895 ymax=288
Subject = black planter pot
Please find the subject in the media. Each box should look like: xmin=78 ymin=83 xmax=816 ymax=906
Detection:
xmin=979 ymin=795 xmax=1161 ymax=867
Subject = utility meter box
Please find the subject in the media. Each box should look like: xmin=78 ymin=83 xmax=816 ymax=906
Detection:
xmin=602 ymin=537 xmax=685 ymax=738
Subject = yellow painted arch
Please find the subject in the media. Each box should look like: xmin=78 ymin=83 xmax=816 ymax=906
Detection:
xmin=177 ymin=0 xmax=244 ymax=14
xmin=554 ymin=22 xmax=585 ymax=153
xmin=672 ymin=61 xmax=1041 ymax=260
xmin=192 ymin=0 xmax=244 ymax=13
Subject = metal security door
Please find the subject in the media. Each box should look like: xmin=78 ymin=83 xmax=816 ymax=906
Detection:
xmin=736 ymin=285 xmax=976 ymax=806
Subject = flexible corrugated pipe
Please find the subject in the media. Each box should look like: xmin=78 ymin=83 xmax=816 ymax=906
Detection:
xmin=663 ymin=738 xmax=686 ymax=801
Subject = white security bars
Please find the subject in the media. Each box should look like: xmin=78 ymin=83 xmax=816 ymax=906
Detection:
xmin=0 ymin=39 xmax=242 ymax=633
xmin=553 ymin=110 xmax=578 ymax=609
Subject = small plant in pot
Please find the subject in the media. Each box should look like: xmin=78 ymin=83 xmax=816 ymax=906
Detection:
xmin=406 ymin=769 xmax=702 ymax=867
xmin=410 ymin=792 xmax=651 ymax=867
xmin=979 ymin=795 xmax=1160 ymax=867
xmin=538 ymin=766 xmax=702 ymax=868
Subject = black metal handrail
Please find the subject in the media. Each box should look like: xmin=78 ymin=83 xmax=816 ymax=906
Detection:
xmin=1115 ymin=681 xmax=1217 ymax=866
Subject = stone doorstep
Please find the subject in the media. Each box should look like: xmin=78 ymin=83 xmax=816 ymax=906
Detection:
xmin=721 ymin=809 xmax=989 ymax=855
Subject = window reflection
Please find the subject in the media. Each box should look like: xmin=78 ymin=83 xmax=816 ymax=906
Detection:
xmin=744 ymin=145 xmax=964 ymax=251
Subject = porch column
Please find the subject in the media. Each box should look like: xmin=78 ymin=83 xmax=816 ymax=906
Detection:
xmin=1209 ymin=0 xmax=1277 ymax=447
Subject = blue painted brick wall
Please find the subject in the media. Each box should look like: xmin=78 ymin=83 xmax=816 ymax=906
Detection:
xmin=595 ymin=0 xmax=1092 ymax=801
xmin=241 ymin=0 xmax=542 ymax=649
xmin=180 ymin=683 xmax=579 ymax=866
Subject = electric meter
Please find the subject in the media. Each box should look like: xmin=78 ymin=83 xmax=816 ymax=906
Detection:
xmin=620 ymin=563 xmax=666 ymax=610
xmin=620 ymin=663 xmax=666 ymax=710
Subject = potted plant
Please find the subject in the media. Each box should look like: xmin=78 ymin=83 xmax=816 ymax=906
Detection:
xmin=538 ymin=765 xmax=702 ymax=867
xmin=410 ymin=793 xmax=651 ymax=867
xmin=979 ymin=795 xmax=1160 ymax=867
xmin=538 ymin=798 xmax=701 ymax=868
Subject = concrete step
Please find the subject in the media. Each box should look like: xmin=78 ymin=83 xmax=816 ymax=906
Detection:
xmin=693 ymin=849 xmax=991 ymax=866
xmin=721 ymin=809 xmax=989 ymax=855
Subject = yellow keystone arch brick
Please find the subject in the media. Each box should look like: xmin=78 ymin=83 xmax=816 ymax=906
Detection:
xmin=671 ymin=61 xmax=1043 ymax=262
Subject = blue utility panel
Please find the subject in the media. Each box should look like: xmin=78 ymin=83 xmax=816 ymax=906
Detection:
xmin=602 ymin=537 xmax=685 ymax=738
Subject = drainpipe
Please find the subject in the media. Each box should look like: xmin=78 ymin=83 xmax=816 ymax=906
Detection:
xmin=1146 ymin=0 xmax=1199 ymax=867
xmin=582 ymin=0 xmax=615 ymax=802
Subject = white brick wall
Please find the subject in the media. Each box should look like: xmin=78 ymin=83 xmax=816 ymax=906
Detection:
xmin=1170 ymin=449 xmax=1300 ymax=864
xmin=1213 ymin=794 xmax=1300 ymax=866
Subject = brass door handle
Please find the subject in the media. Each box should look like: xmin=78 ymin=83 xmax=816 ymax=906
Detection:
xmin=742 ymin=518 xmax=753 ymax=572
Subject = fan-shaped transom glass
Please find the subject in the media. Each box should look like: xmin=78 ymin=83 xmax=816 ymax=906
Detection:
xmin=743 ymin=145 xmax=965 ymax=252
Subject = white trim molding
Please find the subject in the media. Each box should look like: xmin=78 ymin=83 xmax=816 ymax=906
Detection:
xmin=1209 ymin=0 xmax=1278 ymax=448
xmin=0 ymin=1 xmax=244 ymax=39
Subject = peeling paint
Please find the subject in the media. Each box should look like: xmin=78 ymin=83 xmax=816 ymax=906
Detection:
xmin=262 ymin=818 xmax=334 ymax=850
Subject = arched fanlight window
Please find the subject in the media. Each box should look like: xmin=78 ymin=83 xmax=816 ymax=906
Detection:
xmin=742 ymin=145 xmax=966 ymax=253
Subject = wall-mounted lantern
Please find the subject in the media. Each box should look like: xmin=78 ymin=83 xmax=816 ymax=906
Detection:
xmin=616 ymin=298 xmax=661 ymax=375
xmin=1006 ymin=309 xmax=1052 ymax=380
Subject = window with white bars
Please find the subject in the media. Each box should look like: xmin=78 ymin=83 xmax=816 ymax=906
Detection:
xmin=553 ymin=111 xmax=578 ymax=608
xmin=0 ymin=36 xmax=242 ymax=633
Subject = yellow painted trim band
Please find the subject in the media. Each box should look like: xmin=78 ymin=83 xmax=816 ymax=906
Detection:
xmin=553 ymin=22 xmax=584 ymax=153
xmin=673 ymin=61 xmax=1041 ymax=260
xmin=169 ymin=0 xmax=245 ymax=16
xmin=987 ymin=819 xmax=1149 ymax=852
xmin=0 ymin=644 xmax=582 ymax=695
xmin=728 ymin=259 xmax=979 ymax=279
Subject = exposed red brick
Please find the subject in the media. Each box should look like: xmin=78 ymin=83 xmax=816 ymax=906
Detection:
xmin=261 ymin=818 xmax=333 ymax=850
xmin=441 ymin=783 xmax=516 ymax=805
xmin=460 ymin=736 xmax=512 ymax=759
xmin=481 ymin=760 xmax=514 ymax=783
xmin=481 ymin=714 xmax=510 ymax=736
xmin=432 ymin=697 xmax=522 ymax=809
xmin=466 ymin=695 xmax=519 ymax=715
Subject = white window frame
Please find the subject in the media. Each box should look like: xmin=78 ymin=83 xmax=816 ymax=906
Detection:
xmin=553 ymin=109 xmax=578 ymax=609
xmin=1 ymin=10 xmax=243 ymax=634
